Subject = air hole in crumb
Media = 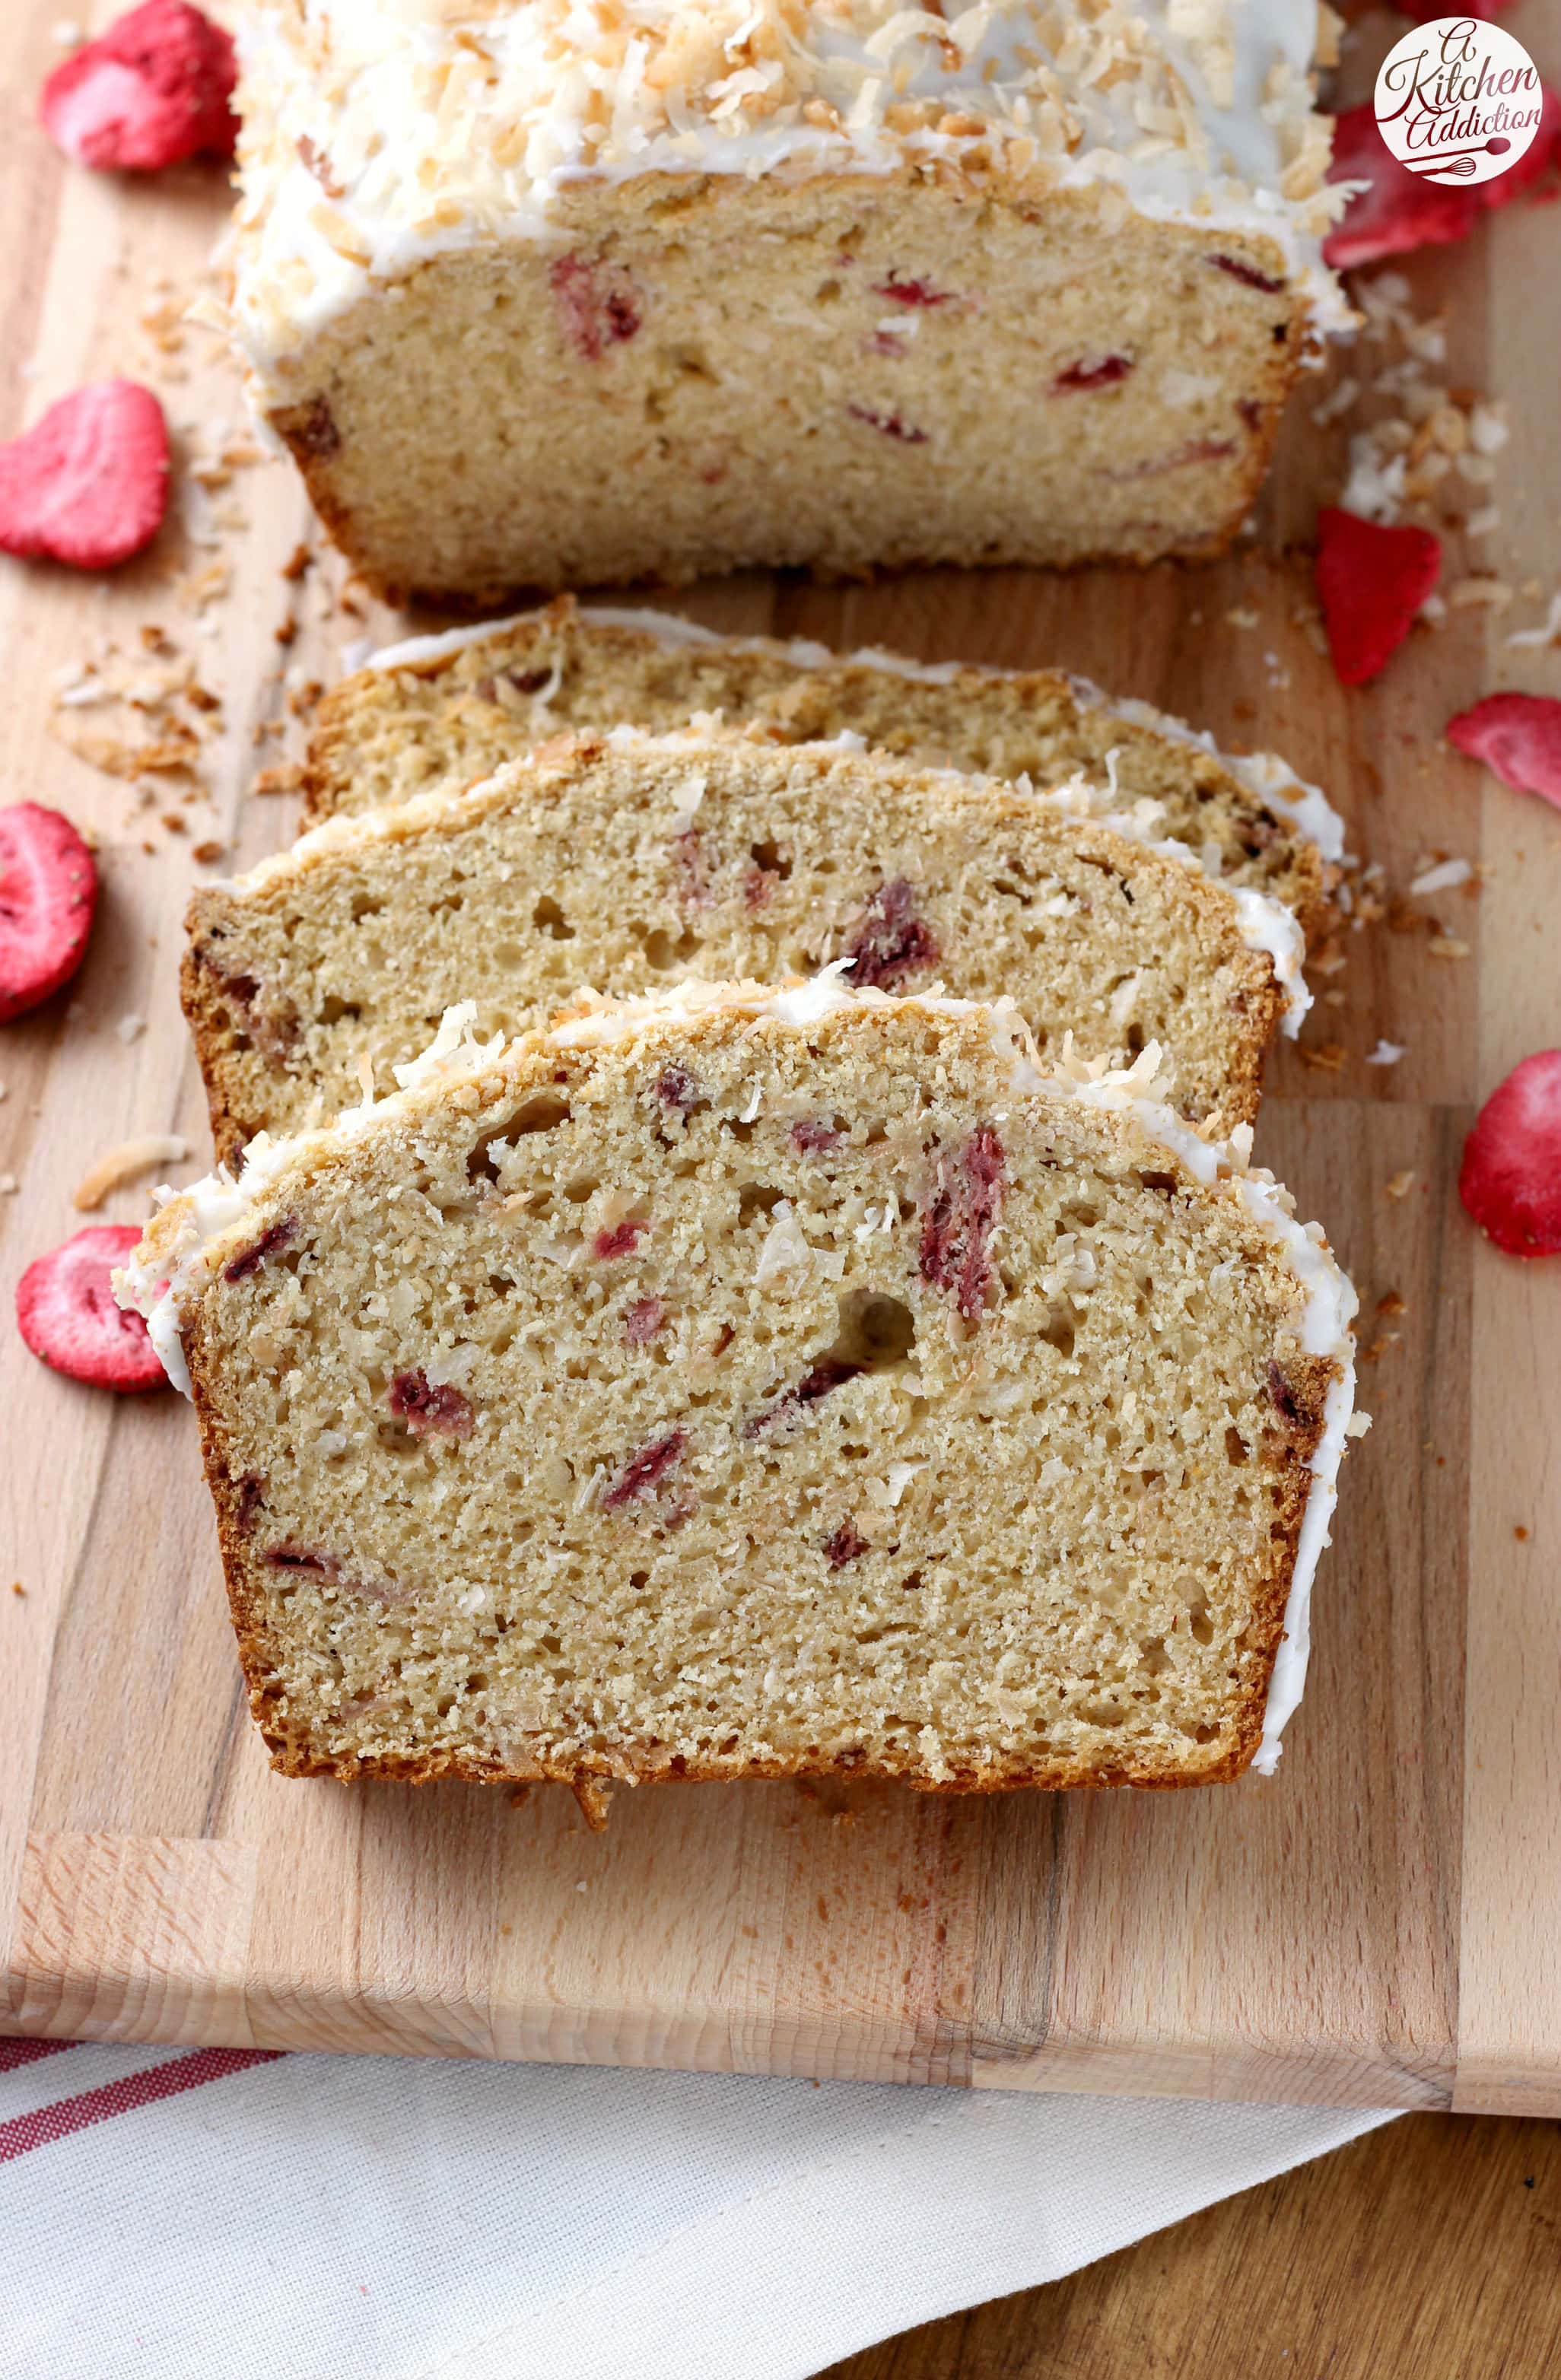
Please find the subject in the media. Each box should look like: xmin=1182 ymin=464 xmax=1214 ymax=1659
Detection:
xmin=1041 ymin=1311 xmax=1076 ymax=1358
xmin=1194 ymin=1724 xmax=1219 ymax=1744
xmin=533 ymin=894 xmax=576 ymax=939
xmin=350 ymin=894 xmax=383 ymax=923
xmin=563 ymin=1175 xmax=599 ymax=1204
xmin=1225 ymin=1427 xmax=1249 ymax=1466
xmin=640 ymin=926 xmax=703 ymax=970
xmin=750 ymin=838 xmax=792 ymax=880
xmin=504 ymin=1095 xmax=571 ymax=1138
xmin=828 ymin=1287 xmax=916 ymax=1372
xmin=738 ymin=1183 xmax=784 ymax=1225
xmin=1137 ymin=1171 xmax=1178 ymax=1197
xmin=318 ymin=995 xmax=361 ymax=1026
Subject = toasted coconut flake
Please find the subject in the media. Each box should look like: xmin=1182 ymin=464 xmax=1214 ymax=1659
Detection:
xmin=74 ymin=1134 xmax=190 ymax=1212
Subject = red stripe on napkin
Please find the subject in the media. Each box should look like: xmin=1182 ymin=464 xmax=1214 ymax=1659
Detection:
xmin=0 ymin=2045 xmax=283 ymax=2163
xmin=0 ymin=2039 xmax=80 ymax=2073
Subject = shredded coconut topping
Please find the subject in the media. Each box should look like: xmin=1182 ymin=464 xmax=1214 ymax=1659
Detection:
xmin=228 ymin=0 xmax=1349 ymax=380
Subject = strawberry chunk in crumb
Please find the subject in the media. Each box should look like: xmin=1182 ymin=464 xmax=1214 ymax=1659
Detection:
xmin=1460 ymin=1052 xmax=1561 ymax=1257
xmin=40 ymin=0 xmax=237 ymax=173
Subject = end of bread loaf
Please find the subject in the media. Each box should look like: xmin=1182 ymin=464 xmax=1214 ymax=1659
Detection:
xmin=121 ymin=980 xmax=1356 ymax=1799
xmin=222 ymin=5 xmax=1350 ymax=596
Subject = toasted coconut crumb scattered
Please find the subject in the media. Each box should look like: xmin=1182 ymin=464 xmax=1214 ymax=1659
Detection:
xmin=72 ymin=1133 xmax=189 ymax=1212
xmin=1409 ymin=858 xmax=1472 ymax=898
xmin=1428 ymin=936 xmax=1471 ymax=961
xmin=1447 ymin=577 xmax=1513 ymax=614
xmin=116 ymin=1014 xmax=147 ymax=1044
xmin=253 ymin=761 xmax=304 ymax=796
xmin=1385 ymin=1170 xmax=1416 ymax=1200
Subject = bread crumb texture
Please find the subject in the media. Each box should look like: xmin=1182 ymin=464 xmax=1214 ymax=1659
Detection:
xmin=186 ymin=730 xmax=1281 ymax=1160
xmin=306 ymin=600 xmax=1332 ymax=939
xmin=144 ymin=998 xmax=1341 ymax=1800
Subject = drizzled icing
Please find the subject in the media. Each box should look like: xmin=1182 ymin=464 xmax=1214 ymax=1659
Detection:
xmin=116 ymin=972 xmax=1354 ymax=1771
xmin=228 ymin=0 xmax=1350 ymax=380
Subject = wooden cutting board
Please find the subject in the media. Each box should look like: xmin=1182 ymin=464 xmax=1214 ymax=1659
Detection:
xmin=3 ymin=7 xmax=1559 ymax=2114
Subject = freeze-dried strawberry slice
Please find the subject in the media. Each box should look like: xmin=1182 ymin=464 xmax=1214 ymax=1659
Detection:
xmin=1483 ymin=86 xmax=1561 ymax=211
xmin=16 ymin=1225 xmax=168 ymax=1390
xmin=1446 ymin=694 xmax=1561 ymax=808
xmin=1324 ymin=91 xmax=1561 ymax=268
xmin=1315 ymin=507 xmax=1442 ymax=687
xmin=0 ymin=381 xmax=170 ymax=570
xmin=41 ymin=0 xmax=237 ymax=172
xmin=1459 ymin=1052 xmax=1561 ymax=1257
xmin=1323 ymin=103 xmax=1481 ymax=269
xmin=0 ymin=803 xmax=98 ymax=1022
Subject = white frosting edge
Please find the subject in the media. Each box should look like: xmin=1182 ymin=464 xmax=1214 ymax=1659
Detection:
xmin=229 ymin=1 xmax=1353 ymax=375
xmin=118 ymin=972 xmax=1353 ymax=1772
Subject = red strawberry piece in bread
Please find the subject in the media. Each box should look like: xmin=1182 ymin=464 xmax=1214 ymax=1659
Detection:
xmin=16 ymin=1225 xmax=169 ymax=1390
xmin=40 ymin=0 xmax=237 ymax=172
xmin=1324 ymin=104 xmax=1481 ymax=270
xmin=1447 ymin=694 xmax=1561 ymax=808
xmin=1315 ymin=507 xmax=1442 ymax=687
xmin=0 ymin=804 xmax=99 ymax=1022
xmin=1459 ymin=1053 xmax=1561 ymax=1257
xmin=0 ymin=381 xmax=170 ymax=570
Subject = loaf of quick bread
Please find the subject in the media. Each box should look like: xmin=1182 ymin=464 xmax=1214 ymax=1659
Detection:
xmin=224 ymin=4 xmax=1347 ymax=602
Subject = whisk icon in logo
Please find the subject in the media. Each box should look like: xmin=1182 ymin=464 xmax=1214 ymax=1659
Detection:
xmin=1375 ymin=15 xmax=1544 ymax=186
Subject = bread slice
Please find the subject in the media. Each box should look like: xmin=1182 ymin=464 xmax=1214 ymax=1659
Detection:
xmin=118 ymin=983 xmax=1358 ymax=1811
xmin=186 ymin=729 xmax=1308 ymax=1167
xmin=304 ymin=600 xmax=1343 ymax=945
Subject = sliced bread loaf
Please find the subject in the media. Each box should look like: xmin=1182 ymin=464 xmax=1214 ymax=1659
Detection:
xmin=118 ymin=982 xmax=1357 ymax=1809
xmin=304 ymin=601 xmax=1343 ymax=943
xmin=187 ymin=729 xmax=1307 ymax=1166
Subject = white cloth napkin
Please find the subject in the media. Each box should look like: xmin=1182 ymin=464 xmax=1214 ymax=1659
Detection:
xmin=0 ymin=2038 xmax=1396 ymax=2378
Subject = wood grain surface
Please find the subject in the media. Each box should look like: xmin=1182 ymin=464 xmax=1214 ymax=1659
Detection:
xmin=2 ymin=2 xmax=1559 ymax=2110
xmin=822 ymin=2112 xmax=1561 ymax=2380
